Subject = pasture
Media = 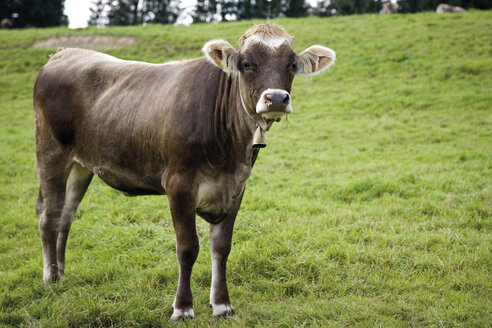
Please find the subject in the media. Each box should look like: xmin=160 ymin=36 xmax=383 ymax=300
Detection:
xmin=0 ymin=11 xmax=491 ymax=327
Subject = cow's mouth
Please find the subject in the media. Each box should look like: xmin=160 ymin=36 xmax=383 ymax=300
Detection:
xmin=261 ymin=110 xmax=288 ymax=120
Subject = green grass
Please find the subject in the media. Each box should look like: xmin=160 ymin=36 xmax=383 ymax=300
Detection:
xmin=1 ymin=11 xmax=491 ymax=327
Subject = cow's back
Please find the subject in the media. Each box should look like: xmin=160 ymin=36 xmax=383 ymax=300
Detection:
xmin=34 ymin=48 xmax=228 ymax=193
xmin=35 ymin=49 xmax=170 ymax=145
xmin=35 ymin=48 xmax=222 ymax=147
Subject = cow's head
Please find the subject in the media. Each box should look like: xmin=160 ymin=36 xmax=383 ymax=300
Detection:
xmin=202 ymin=24 xmax=336 ymax=127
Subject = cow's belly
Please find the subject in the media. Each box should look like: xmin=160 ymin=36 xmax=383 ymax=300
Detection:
xmin=74 ymin=158 xmax=165 ymax=196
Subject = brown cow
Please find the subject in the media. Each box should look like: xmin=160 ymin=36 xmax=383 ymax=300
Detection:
xmin=436 ymin=3 xmax=466 ymax=13
xmin=381 ymin=2 xmax=398 ymax=14
xmin=1 ymin=18 xmax=13 ymax=29
xmin=33 ymin=24 xmax=335 ymax=320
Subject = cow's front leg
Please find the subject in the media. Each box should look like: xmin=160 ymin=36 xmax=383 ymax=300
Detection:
xmin=167 ymin=181 xmax=199 ymax=321
xmin=209 ymin=216 xmax=236 ymax=317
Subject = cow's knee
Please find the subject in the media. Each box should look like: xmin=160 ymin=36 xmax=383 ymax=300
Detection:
xmin=178 ymin=244 xmax=199 ymax=267
xmin=38 ymin=212 xmax=59 ymax=233
xmin=35 ymin=189 xmax=44 ymax=217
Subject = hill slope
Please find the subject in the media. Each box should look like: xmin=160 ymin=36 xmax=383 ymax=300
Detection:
xmin=0 ymin=11 xmax=491 ymax=327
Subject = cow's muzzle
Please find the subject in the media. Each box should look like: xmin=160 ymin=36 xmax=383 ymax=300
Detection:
xmin=256 ymin=89 xmax=293 ymax=119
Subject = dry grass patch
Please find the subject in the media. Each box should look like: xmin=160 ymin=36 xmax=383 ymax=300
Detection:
xmin=31 ymin=35 xmax=136 ymax=50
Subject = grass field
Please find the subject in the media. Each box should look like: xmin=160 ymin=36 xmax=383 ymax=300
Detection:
xmin=1 ymin=11 xmax=491 ymax=327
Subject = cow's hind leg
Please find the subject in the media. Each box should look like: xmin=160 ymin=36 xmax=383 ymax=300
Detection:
xmin=37 ymin=152 xmax=71 ymax=283
xmin=37 ymin=159 xmax=93 ymax=283
xmin=56 ymin=162 xmax=93 ymax=278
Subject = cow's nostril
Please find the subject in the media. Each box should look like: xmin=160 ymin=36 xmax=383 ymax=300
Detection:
xmin=282 ymin=94 xmax=290 ymax=106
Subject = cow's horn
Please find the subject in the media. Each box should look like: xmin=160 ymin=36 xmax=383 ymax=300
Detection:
xmin=252 ymin=125 xmax=266 ymax=148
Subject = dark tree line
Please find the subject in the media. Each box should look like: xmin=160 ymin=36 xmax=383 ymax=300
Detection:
xmin=0 ymin=0 xmax=67 ymax=28
xmin=89 ymin=0 xmax=179 ymax=26
xmin=1 ymin=0 xmax=490 ymax=29
xmin=90 ymin=0 xmax=492 ymax=26
xmin=315 ymin=0 xmax=382 ymax=16
xmin=396 ymin=0 xmax=491 ymax=12
xmin=193 ymin=0 xmax=308 ymax=22
xmin=315 ymin=0 xmax=491 ymax=15
xmin=89 ymin=0 xmax=309 ymax=26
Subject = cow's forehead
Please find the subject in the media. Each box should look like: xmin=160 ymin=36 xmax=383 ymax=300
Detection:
xmin=239 ymin=24 xmax=295 ymax=50
xmin=241 ymin=42 xmax=296 ymax=64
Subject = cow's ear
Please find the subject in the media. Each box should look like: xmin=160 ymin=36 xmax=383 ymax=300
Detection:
xmin=296 ymin=45 xmax=336 ymax=76
xmin=202 ymin=39 xmax=239 ymax=73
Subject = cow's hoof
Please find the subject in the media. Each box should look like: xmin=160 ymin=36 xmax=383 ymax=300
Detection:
xmin=43 ymin=277 xmax=58 ymax=284
xmin=43 ymin=267 xmax=61 ymax=284
xmin=212 ymin=304 xmax=234 ymax=317
xmin=170 ymin=308 xmax=194 ymax=321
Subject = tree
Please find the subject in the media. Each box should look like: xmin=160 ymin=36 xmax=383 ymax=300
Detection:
xmin=397 ymin=0 xmax=491 ymax=11
xmin=192 ymin=0 xmax=217 ymax=23
xmin=143 ymin=0 xmax=179 ymax=24
xmin=315 ymin=0 xmax=382 ymax=16
xmin=89 ymin=0 xmax=108 ymax=26
xmin=106 ymin=0 xmax=142 ymax=25
xmin=192 ymin=0 xmax=308 ymax=22
xmin=89 ymin=0 xmax=180 ymax=26
xmin=284 ymin=0 xmax=309 ymax=17
xmin=89 ymin=0 xmax=179 ymax=26
xmin=0 ymin=0 xmax=67 ymax=28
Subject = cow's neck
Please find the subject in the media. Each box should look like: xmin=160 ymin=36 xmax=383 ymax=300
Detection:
xmin=211 ymin=71 xmax=257 ymax=169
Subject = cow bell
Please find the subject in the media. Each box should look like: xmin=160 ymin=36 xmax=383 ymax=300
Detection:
xmin=252 ymin=125 xmax=266 ymax=148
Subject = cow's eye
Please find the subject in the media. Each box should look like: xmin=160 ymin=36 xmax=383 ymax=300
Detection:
xmin=289 ymin=63 xmax=297 ymax=72
xmin=242 ymin=62 xmax=252 ymax=70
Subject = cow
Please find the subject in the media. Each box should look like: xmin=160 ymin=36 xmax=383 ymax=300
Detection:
xmin=436 ymin=3 xmax=466 ymax=13
xmin=33 ymin=24 xmax=336 ymax=320
xmin=381 ymin=2 xmax=398 ymax=14
xmin=1 ymin=18 xmax=13 ymax=29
